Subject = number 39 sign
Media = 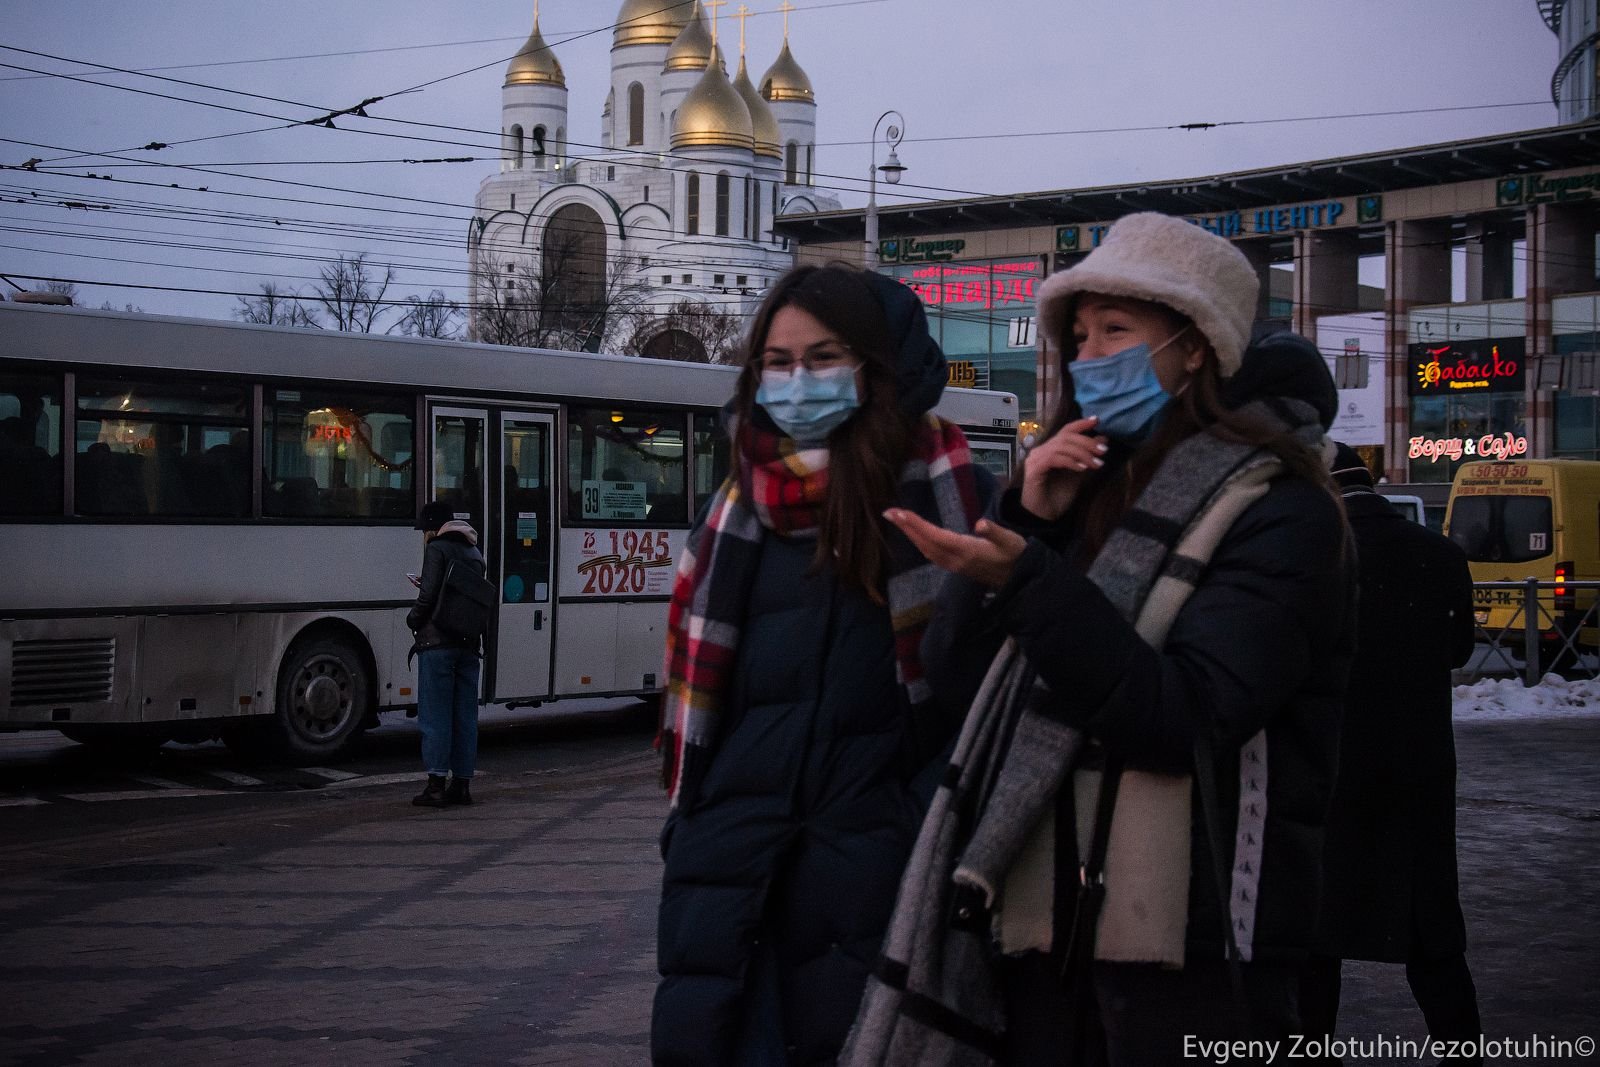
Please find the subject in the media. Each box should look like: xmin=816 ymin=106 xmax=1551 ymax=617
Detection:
xmin=563 ymin=528 xmax=680 ymax=598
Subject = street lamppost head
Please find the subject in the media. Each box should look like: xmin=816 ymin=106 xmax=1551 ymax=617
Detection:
xmin=879 ymin=149 xmax=905 ymax=185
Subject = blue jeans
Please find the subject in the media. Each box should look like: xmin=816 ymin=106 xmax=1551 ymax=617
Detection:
xmin=417 ymin=645 xmax=480 ymax=779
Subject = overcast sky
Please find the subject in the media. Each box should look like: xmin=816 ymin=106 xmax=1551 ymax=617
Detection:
xmin=0 ymin=0 xmax=1562 ymax=322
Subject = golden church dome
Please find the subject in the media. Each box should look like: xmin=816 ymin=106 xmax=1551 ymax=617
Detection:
xmin=664 ymin=3 xmax=715 ymax=73
xmin=733 ymin=56 xmax=781 ymax=159
xmin=505 ymin=16 xmax=565 ymax=87
xmin=671 ymin=47 xmax=753 ymax=152
xmin=759 ymin=40 xmax=814 ymax=103
xmin=614 ymin=0 xmax=691 ymax=49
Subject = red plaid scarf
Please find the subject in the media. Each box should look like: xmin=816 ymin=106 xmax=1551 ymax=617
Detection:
xmin=659 ymin=412 xmax=987 ymax=807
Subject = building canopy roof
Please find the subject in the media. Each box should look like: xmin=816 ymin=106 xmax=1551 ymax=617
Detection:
xmin=775 ymin=124 xmax=1600 ymax=242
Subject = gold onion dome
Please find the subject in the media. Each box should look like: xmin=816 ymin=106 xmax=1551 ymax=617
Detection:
xmin=614 ymin=0 xmax=690 ymax=48
xmin=733 ymin=56 xmax=781 ymax=159
xmin=760 ymin=40 xmax=814 ymax=103
xmin=664 ymin=3 xmax=715 ymax=72
xmin=505 ymin=16 xmax=565 ymax=87
xmin=671 ymin=46 xmax=753 ymax=151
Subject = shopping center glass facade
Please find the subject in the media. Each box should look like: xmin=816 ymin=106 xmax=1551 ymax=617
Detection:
xmin=882 ymin=255 xmax=1044 ymax=422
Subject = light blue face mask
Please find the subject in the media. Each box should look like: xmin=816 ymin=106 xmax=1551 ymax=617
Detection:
xmin=756 ymin=365 xmax=860 ymax=444
xmin=1068 ymin=333 xmax=1185 ymax=444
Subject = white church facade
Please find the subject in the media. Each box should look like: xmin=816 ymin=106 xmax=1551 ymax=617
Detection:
xmin=468 ymin=1 xmax=837 ymax=358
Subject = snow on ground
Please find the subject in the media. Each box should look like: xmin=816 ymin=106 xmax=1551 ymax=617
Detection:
xmin=1453 ymin=674 xmax=1600 ymax=721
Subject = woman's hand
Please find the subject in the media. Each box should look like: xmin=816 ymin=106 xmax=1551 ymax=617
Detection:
xmin=1020 ymin=416 xmax=1107 ymax=521
xmin=884 ymin=510 xmax=1027 ymax=590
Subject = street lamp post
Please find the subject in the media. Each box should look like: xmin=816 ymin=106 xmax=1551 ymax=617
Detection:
xmin=864 ymin=109 xmax=906 ymax=271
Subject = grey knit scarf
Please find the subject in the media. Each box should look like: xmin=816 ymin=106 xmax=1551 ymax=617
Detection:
xmin=842 ymin=399 xmax=1326 ymax=1067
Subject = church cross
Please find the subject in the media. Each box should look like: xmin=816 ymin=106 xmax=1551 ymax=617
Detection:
xmin=735 ymin=3 xmax=751 ymax=55
xmin=777 ymin=0 xmax=796 ymax=39
xmin=705 ymin=0 xmax=727 ymax=47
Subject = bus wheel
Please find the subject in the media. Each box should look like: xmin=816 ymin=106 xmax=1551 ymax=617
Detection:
xmin=267 ymin=636 xmax=369 ymax=763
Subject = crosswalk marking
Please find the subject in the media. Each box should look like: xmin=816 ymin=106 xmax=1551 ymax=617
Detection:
xmin=301 ymin=767 xmax=360 ymax=781
xmin=206 ymin=769 xmax=266 ymax=787
xmin=60 ymin=788 xmax=228 ymax=802
xmin=129 ymin=774 xmax=192 ymax=790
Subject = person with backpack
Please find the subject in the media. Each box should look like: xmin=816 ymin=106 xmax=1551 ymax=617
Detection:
xmin=407 ymin=499 xmax=488 ymax=808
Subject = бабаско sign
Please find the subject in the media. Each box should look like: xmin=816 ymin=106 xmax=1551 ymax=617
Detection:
xmin=1407 ymin=337 xmax=1525 ymax=395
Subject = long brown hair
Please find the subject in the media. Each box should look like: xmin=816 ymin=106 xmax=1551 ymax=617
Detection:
xmin=734 ymin=264 xmax=918 ymax=602
xmin=1046 ymin=300 xmax=1335 ymax=562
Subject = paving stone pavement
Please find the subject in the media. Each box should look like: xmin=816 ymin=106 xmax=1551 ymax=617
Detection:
xmin=1 ymin=716 xmax=1596 ymax=1066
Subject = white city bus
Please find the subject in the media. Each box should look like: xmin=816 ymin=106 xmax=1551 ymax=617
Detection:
xmin=0 ymin=303 xmax=1018 ymax=761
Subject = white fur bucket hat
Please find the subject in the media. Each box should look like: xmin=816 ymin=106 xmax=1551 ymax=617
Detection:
xmin=1036 ymin=212 xmax=1260 ymax=378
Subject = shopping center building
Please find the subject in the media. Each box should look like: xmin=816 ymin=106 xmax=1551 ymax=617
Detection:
xmin=775 ymin=123 xmax=1600 ymax=495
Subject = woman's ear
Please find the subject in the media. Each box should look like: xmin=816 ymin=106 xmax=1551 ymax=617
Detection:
xmin=1182 ymin=337 xmax=1212 ymax=374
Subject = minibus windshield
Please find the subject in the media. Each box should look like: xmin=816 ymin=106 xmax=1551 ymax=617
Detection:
xmin=1448 ymin=495 xmax=1553 ymax=564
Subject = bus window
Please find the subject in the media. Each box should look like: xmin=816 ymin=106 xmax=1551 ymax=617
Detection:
xmin=502 ymin=419 xmax=551 ymax=604
xmin=76 ymin=376 xmax=248 ymax=518
xmin=567 ymin=406 xmax=688 ymax=524
xmin=693 ymin=411 xmax=731 ymax=508
xmin=0 ymin=370 xmax=62 ymax=517
xmin=264 ymin=387 xmax=414 ymax=519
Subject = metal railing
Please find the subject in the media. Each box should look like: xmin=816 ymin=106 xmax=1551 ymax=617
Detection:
xmin=1461 ymin=579 xmax=1600 ymax=686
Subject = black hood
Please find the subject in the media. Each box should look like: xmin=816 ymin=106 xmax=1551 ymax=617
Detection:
xmin=862 ymin=271 xmax=948 ymax=418
xmin=1221 ymin=325 xmax=1338 ymax=430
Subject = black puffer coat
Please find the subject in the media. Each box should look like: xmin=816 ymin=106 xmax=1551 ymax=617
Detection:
xmin=1316 ymin=488 xmax=1474 ymax=962
xmin=652 ymin=274 xmax=991 ymax=1066
xmin=924 ymin=330 xmax=1356 ymax=965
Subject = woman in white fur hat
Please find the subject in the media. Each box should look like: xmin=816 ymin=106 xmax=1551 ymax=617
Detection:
xmin=858 ymin=212 xmax=1357 ymax=1064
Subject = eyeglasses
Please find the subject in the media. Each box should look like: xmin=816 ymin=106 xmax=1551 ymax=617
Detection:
xmin=755 ymin=347 xmax=858 ymax=376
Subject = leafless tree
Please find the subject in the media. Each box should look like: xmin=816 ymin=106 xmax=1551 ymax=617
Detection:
xmin=396 ymin=290 xmax=462 ymax=339
xmin=626 ymin=299 xmax=746 ymax=364
xmin=311 ymin=253 xmax=394 ymax=333
xmin=471 ymin=240 xmax=650 ymax=353
xmin=234 ymin=282 xmax=320 ymax=328
xmin=43 ymin=281 xmax=79 ymax=301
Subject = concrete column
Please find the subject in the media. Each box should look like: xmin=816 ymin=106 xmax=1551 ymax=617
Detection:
xmin=1462 ymin=220 xmax=1514 ymax=302
xmin=1525 ymin=202 xmax=1599 ymax=455
xmin=1235 ymin=239 xmax=1275 ymax=323
xmin=1292 ymin=229 xmax=1360 ymax=339
xmin=1383 ymin=220 xmax=1452 ymax=482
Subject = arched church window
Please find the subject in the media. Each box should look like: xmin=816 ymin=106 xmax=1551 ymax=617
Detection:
xmin=744 ymin=175 xmax=754 ymax=240
xmin=543 ymin=203 xmax=609 ymax=350
xmin=628 ymin=83 xmax=645 ymax=146
xmin=785 ymin=142 xmax=798 ymax=185
xmin=805 ymin=144 xmax=814 ymax=187
xmin=753 ymin=179 xmax=762 ymax=243
xmin=715 ymin=172 xmax=731 ymax=237
xmin=510 ymin=125 xmax=524 ymax=168
xmin=532 ymin=126 xmax=547 ymax=158
xmin=686 ymin=172 xmax=701 ymax=236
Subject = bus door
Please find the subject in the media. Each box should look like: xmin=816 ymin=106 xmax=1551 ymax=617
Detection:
xmin=494 ymin=411 xmax=555 ymax=699
xmin=428 ymin=406 xmax=488 ymax=699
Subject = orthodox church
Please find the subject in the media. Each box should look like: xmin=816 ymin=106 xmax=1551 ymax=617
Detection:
xmin=468 ymin=1 xmax=838 ymax=357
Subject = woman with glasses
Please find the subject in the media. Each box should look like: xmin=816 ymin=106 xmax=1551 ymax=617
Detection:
xmin=652 ymin=264 xmax=996 ymax=1065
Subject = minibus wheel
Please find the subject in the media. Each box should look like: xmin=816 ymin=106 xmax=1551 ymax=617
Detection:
xmin=265 ymin=635 xmax=369 ymax=763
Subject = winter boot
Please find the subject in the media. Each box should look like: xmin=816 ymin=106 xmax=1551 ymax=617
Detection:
xmin=444 ymin=778 xmax=473 ymax=806
xmin=412 ymin=774 xmax=448 ymax=808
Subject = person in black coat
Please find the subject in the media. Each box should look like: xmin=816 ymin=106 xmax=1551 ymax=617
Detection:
xmin=651 ymin=265 xmax=994 ymax=1066
xmin=406 ymin=499 xmax=486 ymax=808
xmin=1299 ymin=443 xmax=1483 ymax=1064
xmin=884 ymin=213 xmax=1355 ymax=1064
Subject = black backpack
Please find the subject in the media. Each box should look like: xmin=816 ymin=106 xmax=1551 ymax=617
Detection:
xmin=431 ymin=560 xmax=496 ymax=641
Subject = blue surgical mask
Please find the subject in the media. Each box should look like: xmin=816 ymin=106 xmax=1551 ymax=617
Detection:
xmin=1068 ymin=333 xmax=1184 ymax=444
xmin=756 ymin=365 xmax=860 ymax=444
